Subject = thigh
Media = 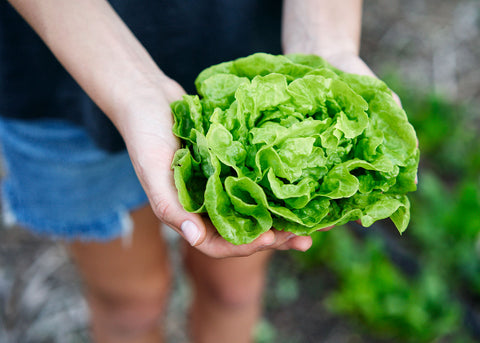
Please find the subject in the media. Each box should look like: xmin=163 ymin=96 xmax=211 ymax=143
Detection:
xmin=183 ymin=243 xmax=272 ymax=302
xmin=68 ymin=205 xmax=171 ymax=304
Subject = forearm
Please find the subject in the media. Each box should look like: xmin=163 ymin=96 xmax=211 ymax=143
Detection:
xmin=7 ymin=0 xmax=177 ymax=134
xmin=282 ymin=0 xmax=363 ymax=58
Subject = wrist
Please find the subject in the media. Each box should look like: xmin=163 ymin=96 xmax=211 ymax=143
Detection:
xmin=282 ymin=0 xmax=362 ymax=60
xmin=110 ymin=75 xmax=184 ymax=133
xmin=284 ymin=38 xmax=359 ymax=60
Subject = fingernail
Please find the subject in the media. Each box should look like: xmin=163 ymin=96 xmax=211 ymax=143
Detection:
xmin=297 ymin=241 xmax=312 ymax=252
xmin=260 ymin=231 xmax=276 ymax=247
xmin=286 ymin=233 xmax=297 ymax=240
xmin=181 ymin=220 xmax=200 ymax=246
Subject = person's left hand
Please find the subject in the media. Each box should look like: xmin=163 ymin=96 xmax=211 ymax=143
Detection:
xmin=324 ymin=52 xmax=403 ymax=106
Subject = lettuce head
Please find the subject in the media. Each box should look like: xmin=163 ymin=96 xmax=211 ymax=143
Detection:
xmin=171 ymin=53 xmax=419 ymax=245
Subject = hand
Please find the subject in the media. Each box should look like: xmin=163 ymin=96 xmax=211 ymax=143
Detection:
xmin=325 ymin=52 xmax=403 ymax=106
xmin=117 ymin=78 xmax=312 ymax=258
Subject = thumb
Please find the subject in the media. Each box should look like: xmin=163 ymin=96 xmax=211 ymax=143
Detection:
xmin=125 ymin=134 xmax=208 ymax=247
xmin=146 ymin=164 xmax=207 ymax=247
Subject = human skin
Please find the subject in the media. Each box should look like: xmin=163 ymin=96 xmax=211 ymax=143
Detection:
xmin=283 ymin=0 xmax=377 ymax=80
xmin=283 ymin=0 xmax=403 ymax=122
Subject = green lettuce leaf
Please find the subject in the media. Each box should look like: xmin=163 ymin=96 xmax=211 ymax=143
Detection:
xmin=171 ymin=53 xmax=419 ymax=245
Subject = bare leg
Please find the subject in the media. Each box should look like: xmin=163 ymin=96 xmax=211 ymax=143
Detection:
xmin=68 ymin=205 xmax=171 ymax=343
xmin=183 ymin=244 xmax=272 ymax=343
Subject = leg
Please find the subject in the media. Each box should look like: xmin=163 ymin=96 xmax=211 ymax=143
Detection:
xmin=183 ymin=244 xmax=272 ymax=343
xmin=68 ymin=205 xmax=171 ymax=343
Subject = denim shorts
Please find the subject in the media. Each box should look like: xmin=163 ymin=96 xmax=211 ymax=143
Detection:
xmin=0 ymin=117 xmax=149 ymax=241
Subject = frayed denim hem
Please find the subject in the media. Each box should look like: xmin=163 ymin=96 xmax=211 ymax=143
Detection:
xmin=1 ymin=191 xmax=148 ymax=242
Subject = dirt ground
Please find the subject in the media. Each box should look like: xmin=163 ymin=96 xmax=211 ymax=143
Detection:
xmin=1 ymin=0 xmax=479 ymax=342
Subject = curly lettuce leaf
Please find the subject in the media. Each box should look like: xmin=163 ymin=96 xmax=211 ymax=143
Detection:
xmin=172 ymin=53 xmax=419 ymax=245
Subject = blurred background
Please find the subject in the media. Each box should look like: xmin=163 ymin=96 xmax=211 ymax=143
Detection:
xmin=1 ymin=0 xmax=479 ymax=342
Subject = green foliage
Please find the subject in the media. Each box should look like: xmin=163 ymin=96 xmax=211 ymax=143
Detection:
xmin=254 ymin=319 xmax=278 ymax=343
xmin=411 ymin=173 xmax=480 ymax=297
xmin=295 ymin=228 xmax=471 ymax=342
xmin=394 ymin=72 xmax=480 ymax=305
xmin=171 ymin=53 xmax=419 ymax=244
xmin=384 ymin=73 xmax=480 ymax=179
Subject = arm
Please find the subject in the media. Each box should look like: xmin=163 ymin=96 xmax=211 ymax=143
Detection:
xmin=282 ymin=0 xmax=403 ymax=105
xmin=9 ymin=0 xmax=311 ymax=256
xmin=9 ymin=0 xmax=179 ymax=120
xmin=282 ymin=0 xmax=375 ymax=77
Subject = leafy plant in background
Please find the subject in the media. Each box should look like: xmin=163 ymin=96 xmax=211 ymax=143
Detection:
xmin=391 ymin=73 xmax=480 ymax=312
xmin=411 ymin=173 xmax=480 ymax=296
xmin=296 ymin=228 xmax=468 ymax=342
xmin=383 ymin=73 xmax=480 ymax=180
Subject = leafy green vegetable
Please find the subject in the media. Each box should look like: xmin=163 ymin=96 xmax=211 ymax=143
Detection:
xmin=171 ymin=53 xmax=419 ymax=245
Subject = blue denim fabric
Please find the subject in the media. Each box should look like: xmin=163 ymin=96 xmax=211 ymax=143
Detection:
xmin=0 ymin=117 xmax=149 ymax=241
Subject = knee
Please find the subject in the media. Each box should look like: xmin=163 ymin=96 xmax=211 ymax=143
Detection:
xmin=199 ymin=273 xmax=266 ymax=310
xmin=87 ymin=269 xmax=172 ymax=337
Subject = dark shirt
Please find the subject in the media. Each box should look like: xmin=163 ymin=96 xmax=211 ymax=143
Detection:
xmin=0 ymin=1 xmax=282 ymax=152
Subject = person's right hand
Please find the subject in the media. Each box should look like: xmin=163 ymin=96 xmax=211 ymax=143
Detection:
xmin=116 ymin=77 xmax=313 ymax=258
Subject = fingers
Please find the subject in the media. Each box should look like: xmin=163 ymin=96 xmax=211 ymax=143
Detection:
xmin=276 ymin=234 xmax=313 ymax=252
xmin=191 ymin=222 xmax=313 ymax=258
xmin=392 ymin=91 xmax=403 ymax=107
xmin=194 ymin=227 xmax=276 ymax=259
xmin=327 ymin=54 xmax=405 ymax=109
xmin=317 ymin=225 xmax=334 ymax=232
xmin=327 ymin=52 xmax=377 ymax=78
